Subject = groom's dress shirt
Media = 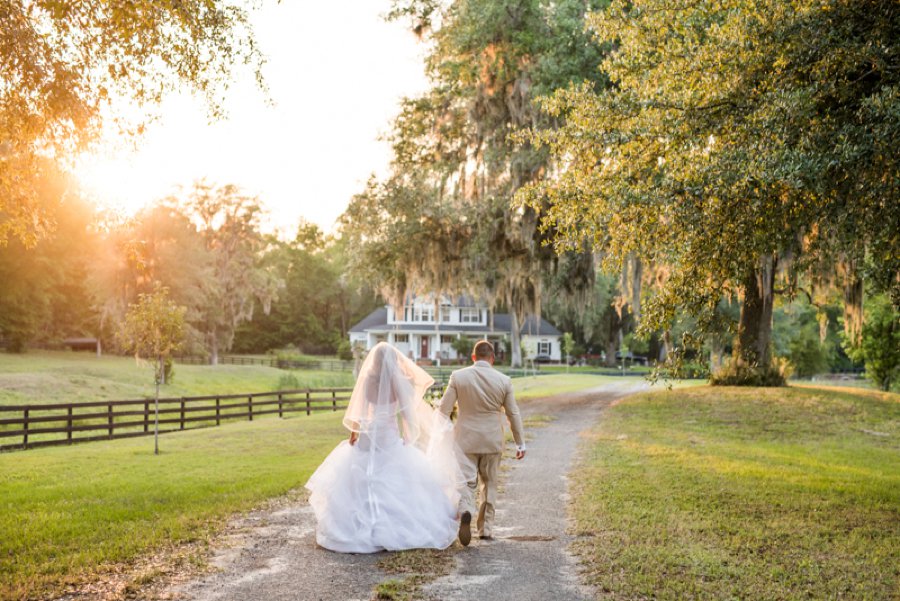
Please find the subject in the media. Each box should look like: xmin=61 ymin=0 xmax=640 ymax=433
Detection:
xmin=439 ymin=360 xmax=526 ymax=454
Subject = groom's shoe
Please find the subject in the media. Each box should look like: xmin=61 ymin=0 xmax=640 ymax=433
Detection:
xmin=459 ymin=511 xmax=472 ymax=547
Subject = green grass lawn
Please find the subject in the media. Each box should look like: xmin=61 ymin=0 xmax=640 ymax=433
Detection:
xmin=571 ymin=385 xmax=900 ymax=600
xmin=0 ymin=351 xmax=354 ymax=407
xmin=537 ymin=364 xmax=653 ymax=375
xmin=513 ymin=373 xmax=702 ymax=400
xmin=514 ymin=374 xmax=639 ymax=399
xmin=0 ymin=410 xmax=347 ymax=601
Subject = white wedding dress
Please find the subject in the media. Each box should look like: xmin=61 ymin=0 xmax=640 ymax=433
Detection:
xmin=305 ymin=343 xmax=462 ymax=553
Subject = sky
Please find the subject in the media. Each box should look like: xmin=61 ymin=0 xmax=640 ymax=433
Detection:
xmin=76 ymin=1 xmax=429 ymax=237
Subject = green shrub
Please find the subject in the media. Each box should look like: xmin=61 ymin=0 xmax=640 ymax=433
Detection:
xmin=336 ymin=339 xmax=353 ymax=361
xmin=846 ymin=295 xmax=900 ymax=391
xmin=787 ymin=324 xmax=830 ymax=378
xmin=710 ymin=357 xmax=789 ymax=386
xmin=276 ymin=373 xmax=300 ymax=390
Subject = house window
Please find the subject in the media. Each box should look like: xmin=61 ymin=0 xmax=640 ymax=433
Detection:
xmin=440 ymin=306 xmax=452 ymax=322
xmin=412 ymin=306 xmax=434 ymax=322
xmin=440 ymin=335 xmax=455 ymax=344
xmin=537 ymin=340 xmax=551 ymax=356
xmin=394 ymin=334 xmax=409 ymax=343
xmin=459 ymin=308 xmax=480 ymax=323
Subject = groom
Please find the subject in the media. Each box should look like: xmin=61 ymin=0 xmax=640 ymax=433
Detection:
xmin=439 ymin=340 xmax=526 ymax=546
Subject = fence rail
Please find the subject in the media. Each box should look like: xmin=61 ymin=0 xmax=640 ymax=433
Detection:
xmin=0 ymin=383 xmax=448 ymax=453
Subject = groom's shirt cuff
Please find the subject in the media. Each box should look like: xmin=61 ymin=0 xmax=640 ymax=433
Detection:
xmin=516 ymin=444 xmax=527 ymax=452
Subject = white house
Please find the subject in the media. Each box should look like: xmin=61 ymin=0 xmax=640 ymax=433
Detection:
xmin=348 ymin=295 xmax=562 ymax=363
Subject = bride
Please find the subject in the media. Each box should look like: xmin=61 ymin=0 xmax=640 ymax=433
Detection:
xmin=305 ymin=342 xmax=463 ymax=553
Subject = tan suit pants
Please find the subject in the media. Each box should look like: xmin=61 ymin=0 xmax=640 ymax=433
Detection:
xmin=459 ymin=452 xmax=501 ymax=538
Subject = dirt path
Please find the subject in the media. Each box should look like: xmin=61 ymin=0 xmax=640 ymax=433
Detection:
xmin=421 ymin=381 xmax=647 ymax=601
xmin=160 ymin=381 xmax=647 ymax=601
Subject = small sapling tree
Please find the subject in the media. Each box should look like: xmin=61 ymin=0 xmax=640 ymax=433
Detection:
xmin=118 ymin=287 xmax=186 ymax=455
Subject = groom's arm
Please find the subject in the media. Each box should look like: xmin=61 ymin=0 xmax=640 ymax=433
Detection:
xmin=502 ymin=380 xmax=526 ymax=459
xmin=438 ymin=374 xmax=458 ymax=418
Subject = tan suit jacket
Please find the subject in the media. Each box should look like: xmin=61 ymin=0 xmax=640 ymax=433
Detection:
xmin=439 ymin=360 xmax=525 ymax=454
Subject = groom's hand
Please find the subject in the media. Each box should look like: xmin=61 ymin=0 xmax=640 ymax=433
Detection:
xmin=515 ymin=449 xmax=526 ymax=460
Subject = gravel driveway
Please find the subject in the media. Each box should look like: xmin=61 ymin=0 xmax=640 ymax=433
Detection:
xmin=160 ymin=381 xmax=647 ymax=601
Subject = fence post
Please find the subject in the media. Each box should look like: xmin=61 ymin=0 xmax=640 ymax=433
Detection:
xmin=180 ymin=398 xmax=186 ymax=430
xmin=144 ymin=401 xmax=150 ymax=433
xmin=332 ymin=390 xmax=337 ymax=411
xmin=67 ymin=406 xmax=73 ymax=444
xmin=215 ymin=396 xmax=221 ymax=426
xmin=278 ymin=392 xmax=283 ymax=418
xmin=108 ymin=403 xmax=114 ymax=439
xmin=23 ymin=408 xmax=29 ymax=450
xmin=248 ymin=395 xmax=253 ymax=421
xmin=306 ymin=390 xmax=311 ymax=416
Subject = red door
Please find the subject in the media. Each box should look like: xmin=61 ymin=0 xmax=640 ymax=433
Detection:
xmin=420 ymin=336 xmax=429 ymax=359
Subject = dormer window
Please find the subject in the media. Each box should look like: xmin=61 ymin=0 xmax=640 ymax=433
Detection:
xmin=412 ymin=306 xmax=434 ymax=322
xmin=460 ymin=308 xmax=481 ymax=323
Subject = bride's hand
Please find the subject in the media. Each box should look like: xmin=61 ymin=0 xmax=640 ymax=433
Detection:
xmin=349 ymin=431 xmax=359 ymax=446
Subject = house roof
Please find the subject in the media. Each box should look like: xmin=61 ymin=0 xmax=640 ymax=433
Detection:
xmin=493 ymin=314 xmax=561 ymax=336
xmin=349 ymin=307 xmax=388 ymax=333
xmin=349 ymin=308 xmax=561 ymax=336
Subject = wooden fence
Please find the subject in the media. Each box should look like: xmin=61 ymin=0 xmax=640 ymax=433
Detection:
xmin=0 ymin=383 xmax=447 ymax=452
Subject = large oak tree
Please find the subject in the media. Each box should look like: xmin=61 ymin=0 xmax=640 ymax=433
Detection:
xmin=521 ymin=0 xmax=900 ymax=380
xmin=344 ymin=0 xmax=609 ymax=366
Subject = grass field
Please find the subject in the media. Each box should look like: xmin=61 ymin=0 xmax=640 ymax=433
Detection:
xmin=514 ymin=373 xmax=703 ymax=400
xmin=515 ymin=374 xmax=643 ymax=400
xmin=571 ymin=385 xmax=900 ymax=600
xmin=0 ymin=410 xmax=347 ymax=601
xmin=0 ymin=351 xmax=354 ymax=407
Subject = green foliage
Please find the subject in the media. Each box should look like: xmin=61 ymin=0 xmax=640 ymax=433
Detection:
xmin=162 ymin=357 xmax=175 ymax=385
xmin=710 ymin=358 xmax=789 ymax=387
xmin=773 ymin=300 xmax=839 ymax=378
xmin=276 ymin=373 xmax=300 ymax=390
xmin=450 ymin=335 xmax=474 ymax=358
xmin=521 ymin=0 xmax=900 ymax=371
xmin=346 ymin=0 xmax=612 ymax=367
xmin=232 ymin=224 xmax=380 ymax=355
xmin=572 ymin=386 xmax=900 ymax=599
xmin=787 ymin=327 xmax=830 ymax=379
xmin=0 ymin=172 xmax=97 ymax=352
xmin=846 ymin=295 xmax=900 ymax=391
xmin=173 ymin=182 xmax=281 ymax=363
xmin=0 ymin=1 xmax=263 ymax=246
xmin=336 ymin=340 xmax=353 ymax=361
xmin=561 ymin=332 xmax=575 ymax=358
xmin=543 ymin=268 xmax=626 ymax=365
xmin=117 ymin=287 xmax=186 ymax=384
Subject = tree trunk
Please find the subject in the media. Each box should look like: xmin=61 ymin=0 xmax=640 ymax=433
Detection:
xmin=510 ymin=311 xmax=522 ymax=368
xmin=210 ymin=332 xmax=219 ymax=366
xmin=709 ymin=338 xmax=724 ymax=373
xmin=734 ymin=256 xmax=776 ymax=368
xmin=659 ymin=330 xmax=672 ymax=363
xmin=604 ymin=311 xmax=620 ymax=367
xmin=154 ymin=356 xmax=161 ymax=456
xmin=434 ymin=296 xmax=441 ymax=366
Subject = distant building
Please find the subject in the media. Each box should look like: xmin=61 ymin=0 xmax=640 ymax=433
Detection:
xmin=348 ymin=295 xmax=562 ymax=362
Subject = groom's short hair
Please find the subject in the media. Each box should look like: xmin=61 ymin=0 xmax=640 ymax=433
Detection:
xmin=473 ymin=340 xmax=494 ymax=360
